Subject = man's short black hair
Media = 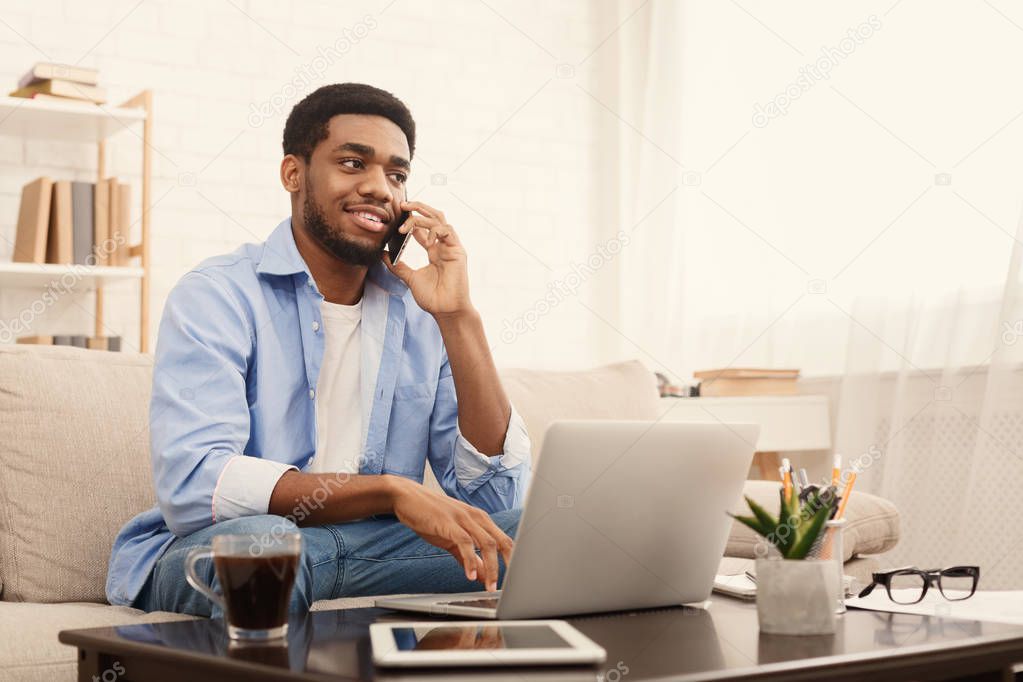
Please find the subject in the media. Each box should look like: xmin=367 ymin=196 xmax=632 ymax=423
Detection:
xmin=283 ymin=83 xmax=416 ymax=162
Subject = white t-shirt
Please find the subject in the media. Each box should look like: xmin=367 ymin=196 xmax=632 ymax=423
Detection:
xmin=311 ymin=297 xmax=363 ymax=474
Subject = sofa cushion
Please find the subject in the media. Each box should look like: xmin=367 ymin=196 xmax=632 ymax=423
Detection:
xmin=0 ymin=602 xmax=194 ymax=682
xmin=726 ymin=480 xmax=900 ymax=561
xmin=500 ymin=359 xmax=662 ymax=462
xmin=0 ymin=345 xmax=155 ymax=603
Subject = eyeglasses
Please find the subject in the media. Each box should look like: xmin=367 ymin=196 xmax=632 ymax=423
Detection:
xmin=857 ymin=566 xmax=980 ymax=604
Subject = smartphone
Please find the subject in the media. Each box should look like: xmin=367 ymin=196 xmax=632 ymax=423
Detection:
xmin=385 ymin=189 xmax=411 ymax=265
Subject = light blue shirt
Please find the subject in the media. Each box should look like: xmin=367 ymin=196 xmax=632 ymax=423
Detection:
xmin=105 ymin=218 xmax=532 ymax=606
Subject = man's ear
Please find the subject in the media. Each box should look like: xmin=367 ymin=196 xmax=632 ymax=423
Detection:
xmin=280 ymin=154 xmax=303 ymax=193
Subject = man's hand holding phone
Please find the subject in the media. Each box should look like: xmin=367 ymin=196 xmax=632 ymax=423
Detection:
xmin=382 ymin=200 xmax=474 ymax=320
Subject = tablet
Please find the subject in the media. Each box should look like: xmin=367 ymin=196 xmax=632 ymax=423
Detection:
xmin=369 ymin=620 xmax=607 ymax=668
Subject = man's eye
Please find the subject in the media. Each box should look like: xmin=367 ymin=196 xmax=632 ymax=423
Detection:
xmin=340 ymin=158 xmax=364 ymax=169
xmin=390 ymin=173 xmax=408 ymax=184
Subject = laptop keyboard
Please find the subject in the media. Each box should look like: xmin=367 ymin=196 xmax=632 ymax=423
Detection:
xmin=438 ymin=597 xmax=501 ymax=609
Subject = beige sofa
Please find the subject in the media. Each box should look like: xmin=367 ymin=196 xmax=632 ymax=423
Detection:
xmin=0 ymin=345 xmax=899 ymax=681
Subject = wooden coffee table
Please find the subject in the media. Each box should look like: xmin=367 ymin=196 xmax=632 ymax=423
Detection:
xmin=59 ymin=596 xmax=1023 ymax=681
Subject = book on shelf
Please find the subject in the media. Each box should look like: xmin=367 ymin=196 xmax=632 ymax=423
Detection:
xmin=113 ymin=182 xmax=131 ymax=266
xmin=10 ymin=79 xmax=106 ymax=104
xmin=695 ymin=367 xmax=800 ymax=397
xmin=14 ymin=176 xmax=129 ymax=267
xmin=16 ymin=92 xmax=98 ymax=106
xmin=71 ymin=181 xmax=94 ymax=265
xmin=46 ymin=180 xmax=73 ymax=265
xmin=12 ymin=177 xmax=53 ymax=263
xmin=94 ymin=178 xmax=111 ymax=266
xmin=694 ymin=368 xmax=799 ymax=380
xmin=18 ymin=335 xmax=121 ymax=350
xmin=16 ymin=335 xmax=53 ymax=345
xmin=17 ymin=62 xmax=99 ymax=89
xmin=85 ymin=336 xmax=121 ymax=351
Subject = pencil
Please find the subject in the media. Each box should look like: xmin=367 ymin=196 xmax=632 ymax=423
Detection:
xmin=781 ymin=457 xmax=793 ymax=500
xmin=831 ymin=454 xmax=841 ymax=488
xmin=836 ymin=470 xmax=857 ymax=519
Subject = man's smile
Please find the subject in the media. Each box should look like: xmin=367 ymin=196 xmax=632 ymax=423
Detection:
xmin=344 ymin=205 xmax=390 ymax=233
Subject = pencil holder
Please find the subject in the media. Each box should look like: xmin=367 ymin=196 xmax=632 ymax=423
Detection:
xmin=807 ymin=518 xmax=846 ymax=614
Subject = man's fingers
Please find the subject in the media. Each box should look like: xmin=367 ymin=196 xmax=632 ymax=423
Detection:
xmin=400 ymin=200 xmax=444 ymax=221
xmin=399 ymin=214 xmax=458 ymax=250
xmin=473 ymin=511 xmax=514 ymax=566
xmin=498 ymin=535 xmax=513 ymax=568
xmin=450 ymin=535 xmax=478 ymax=581
xmin=400 ymin=213 xmax=440 ymax=233
xmin=465 ymin=520 xmax=501 ymax=592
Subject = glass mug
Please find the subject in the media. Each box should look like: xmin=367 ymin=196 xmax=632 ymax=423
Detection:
xmin=185 ymin=533 xmax=302 ymax=640
xmin=807 ymin=519 xmax=846 ymax=614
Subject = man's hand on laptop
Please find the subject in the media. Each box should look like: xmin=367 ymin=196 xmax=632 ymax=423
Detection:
xmin=389 ymin=476 xmax=513 ymax=592
xmin=269 ymin=471 xmax=512 ymax=591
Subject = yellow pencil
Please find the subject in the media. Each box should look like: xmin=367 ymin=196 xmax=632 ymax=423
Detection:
xmin=831 ymin=454 xmax=841 ymax=488
xmin=781 ymin=457 xmax=793 ymax=501
xmin=837 ymin=470 xmax=857 ymax=519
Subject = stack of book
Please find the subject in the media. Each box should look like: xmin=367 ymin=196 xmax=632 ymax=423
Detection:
xmin=16 ymin=335 xmax=122 ymax=351
xmin=694 ymin=368 xmax=800 ymax=397
xmin=9 ymin=62 xmax=105 ymax=104
xmin=12 ymin=176 xmax=132 ymax=266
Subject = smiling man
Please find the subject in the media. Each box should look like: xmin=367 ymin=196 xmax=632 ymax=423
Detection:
xmin=105 ymin=83 xmax=532 ymax=615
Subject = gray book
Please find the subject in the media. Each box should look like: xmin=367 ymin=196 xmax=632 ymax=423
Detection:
xmin=70 ymin=335 xmax=88 ymax=348
xmin=107 ymin=336 xmax=121 ymax=352
xmin=71 ymin=181 xmax=94 ymax=265
xmin=53 ymin=335 xmax=72 ymax=346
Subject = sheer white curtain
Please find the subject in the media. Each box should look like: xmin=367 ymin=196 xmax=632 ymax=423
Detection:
xmin=598 ymin=0 xmax=1023 ymax=587
xmin=831 ymin=285 xmax=1023 ymax=588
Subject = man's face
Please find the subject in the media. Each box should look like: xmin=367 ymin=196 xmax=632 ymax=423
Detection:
xmin=299 ymin=114 xmax=410 ymax=267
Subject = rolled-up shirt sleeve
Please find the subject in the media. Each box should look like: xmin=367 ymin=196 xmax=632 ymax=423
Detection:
xmin=211 ymin=455 xmax=297 ymax=523
xmin=150 ymin=271 xmax=295 ymax=537
xmin=427 ymin=351 xmax=532 ymax=512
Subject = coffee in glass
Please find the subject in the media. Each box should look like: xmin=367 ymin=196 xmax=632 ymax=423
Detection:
xmin=185 ymin=532 xmax=302 ymax=640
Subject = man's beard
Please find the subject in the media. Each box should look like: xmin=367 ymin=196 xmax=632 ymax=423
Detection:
xmin=302 ymin=183 xmax=395 ymax=268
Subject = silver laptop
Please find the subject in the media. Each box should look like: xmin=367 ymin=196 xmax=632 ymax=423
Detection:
xmin=376 ymin=419 xmax=758 ymax=619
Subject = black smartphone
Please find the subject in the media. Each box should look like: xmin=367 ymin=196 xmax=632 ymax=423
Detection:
xmin=385 ymin=190 xmax=411 ymax=265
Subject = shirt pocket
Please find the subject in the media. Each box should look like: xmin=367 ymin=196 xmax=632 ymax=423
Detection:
xmin=393 ymin=380 xmax=437 ymax=402
xmin=385 ymin=383 xmax=434 ymax=477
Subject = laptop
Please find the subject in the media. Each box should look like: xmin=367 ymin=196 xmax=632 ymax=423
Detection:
xmin=376 ymin=419 xmax=759 ymax=619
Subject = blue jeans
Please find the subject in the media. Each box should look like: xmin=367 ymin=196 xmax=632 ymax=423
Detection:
xmin=133 ymin=509 xmax=521 ymax=617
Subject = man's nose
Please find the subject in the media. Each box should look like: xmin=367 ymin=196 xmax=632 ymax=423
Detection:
xmin=356 ymin=168 xmax=393 ymax=203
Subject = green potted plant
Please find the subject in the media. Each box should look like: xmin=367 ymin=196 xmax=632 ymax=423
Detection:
xmin=730 ymin=484 xmax=841 ymax=635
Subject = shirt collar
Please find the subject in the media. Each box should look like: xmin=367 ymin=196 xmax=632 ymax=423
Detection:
xmin=257 ymin=217 xmax=409 ymax=296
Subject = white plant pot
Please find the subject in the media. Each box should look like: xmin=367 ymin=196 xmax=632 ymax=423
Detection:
xmin=755 ymin=557 xmax=839 ymax=635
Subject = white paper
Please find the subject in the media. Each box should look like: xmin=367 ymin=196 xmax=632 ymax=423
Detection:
xmin=713 ymin=573 xmax=756 ymax=599
xmin=845 ymin=589 xmax=1023 ymax=625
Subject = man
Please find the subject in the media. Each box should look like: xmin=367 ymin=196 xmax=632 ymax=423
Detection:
xmin=106 ymin=83 xmax=532 ymax=615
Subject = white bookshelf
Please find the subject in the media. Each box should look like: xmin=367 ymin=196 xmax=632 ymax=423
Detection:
xmin=0 ymin=91 xmax=153 ymax=350
xmin=0 ymin=96 xmax=145 ymax=143
xmin=0 ymin=262 xmax=144 ymax=291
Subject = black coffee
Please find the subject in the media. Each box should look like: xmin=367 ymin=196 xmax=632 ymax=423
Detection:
xmin=214 ymin=553 xmax=299 ymax=630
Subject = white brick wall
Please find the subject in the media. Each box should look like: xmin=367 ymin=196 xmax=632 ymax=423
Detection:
xmin=0 ymin=0 xmax=629 ymax=370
